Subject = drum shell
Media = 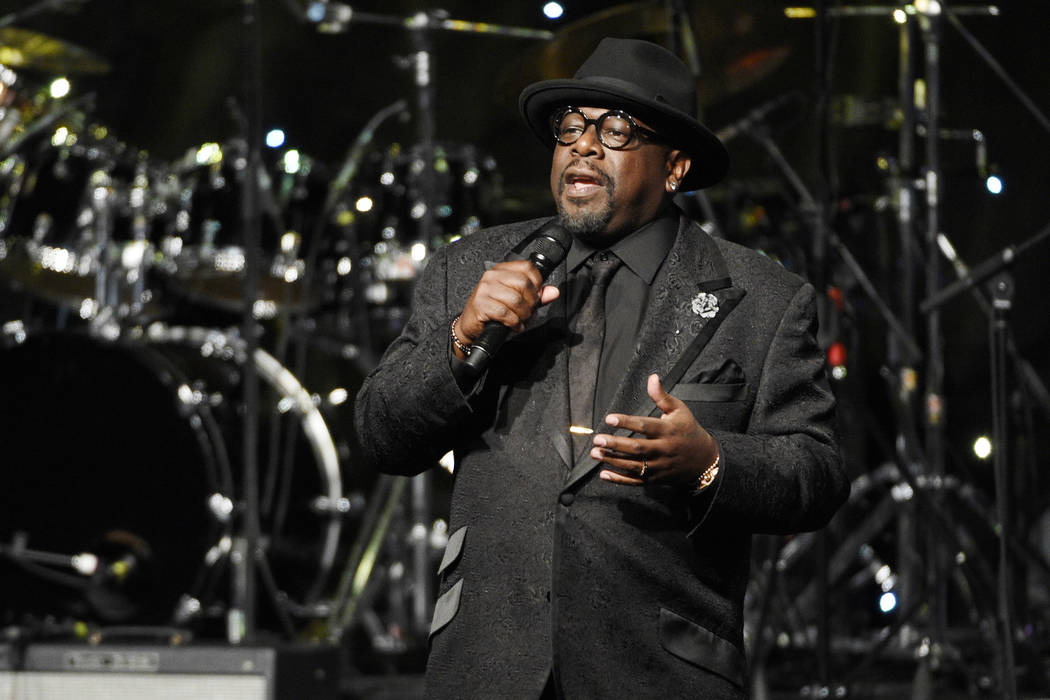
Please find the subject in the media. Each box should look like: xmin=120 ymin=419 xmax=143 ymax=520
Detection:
xmin=158 ymin=142 xmax=320 ymax=314
xmin=0 ymin=329 xmax=345 ymax=630
xmin=0 ymin=113 xmax=169 ymax=315
xmin=0 ymin=332 xmax=222 ymax=624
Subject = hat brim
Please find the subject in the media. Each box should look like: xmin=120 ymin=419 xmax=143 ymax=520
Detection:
xmin=519 ymin=79 xmax=729 ymax=191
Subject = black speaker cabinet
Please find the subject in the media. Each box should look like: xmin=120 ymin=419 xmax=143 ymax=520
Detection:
xmin=0 ymin=643 xmax=340 ymax=700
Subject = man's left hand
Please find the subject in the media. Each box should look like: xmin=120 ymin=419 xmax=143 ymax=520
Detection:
xmin=594 ymin=373 xmax=718 ymax=487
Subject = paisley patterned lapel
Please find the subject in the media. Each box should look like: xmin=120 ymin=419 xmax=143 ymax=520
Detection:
xmin=562 ymin=218 xmax=746 ymax=490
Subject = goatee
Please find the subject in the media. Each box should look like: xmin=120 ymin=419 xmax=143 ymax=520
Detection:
xmin=556 ymin=173 xmax=615 ymax=240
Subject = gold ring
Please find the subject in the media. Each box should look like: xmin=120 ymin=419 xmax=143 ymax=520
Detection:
xmin=640 ymin=459 xmax=648 ymax=478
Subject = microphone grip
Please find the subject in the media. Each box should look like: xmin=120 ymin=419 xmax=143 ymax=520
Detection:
xmin=454 ymin=221 xmax=572 ymax=381
xmin=458 ymin=250 xmax=552 ymax=378
xmin=461 ymin=323 xmax=511 ymax=375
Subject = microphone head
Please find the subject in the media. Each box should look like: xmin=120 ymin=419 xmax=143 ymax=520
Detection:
xmin=526 ymin=221 xmax=572 ymax=277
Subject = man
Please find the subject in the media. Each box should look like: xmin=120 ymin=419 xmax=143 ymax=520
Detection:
xmin=355 ymin=38 xmax=849 ymax=699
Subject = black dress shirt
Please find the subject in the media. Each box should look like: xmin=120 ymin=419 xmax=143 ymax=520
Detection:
xmin=449 ymin=210 xmax=679 ymax=407
xmin=566 ymin=210 xmax=679 ymax=422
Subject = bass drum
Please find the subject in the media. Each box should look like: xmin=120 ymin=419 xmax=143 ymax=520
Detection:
xmin=0 ymin=326 xmax=346 ymax=635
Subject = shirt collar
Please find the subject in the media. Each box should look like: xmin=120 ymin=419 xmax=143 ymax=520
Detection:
xmin=567 ymin=209 xmax=679 ymax=284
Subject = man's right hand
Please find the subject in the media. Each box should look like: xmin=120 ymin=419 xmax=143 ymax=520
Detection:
xmin=453 ymin=260 xmax=561 ymax=358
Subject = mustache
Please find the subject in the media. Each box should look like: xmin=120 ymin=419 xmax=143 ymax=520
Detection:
xmin=558 ymin=159 xmax=612 ymax=189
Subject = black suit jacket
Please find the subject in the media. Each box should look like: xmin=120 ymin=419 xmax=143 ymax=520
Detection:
xmin=355 ymin=214 xmax=849 ymax=699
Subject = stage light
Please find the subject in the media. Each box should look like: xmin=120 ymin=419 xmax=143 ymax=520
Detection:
xmin=411 ymin=242 xmax=427 ymax=261
xmin=282 ymin=149 xmax=302 ymax=174
xmin=196 ymin=142 xmax=222 ymax=166
xmin=336 ymin=257 xmax=352 ymax=275
xmin=328 ymin=388 xmax=349 ymax=405
xmin=355 ymin=196 xmax=374 ymax=212
xmin=985 ymin=174 xmax=1003 ymax=195
xmin=253 ymin=299 xmax=277 ymax=319
xmin=121 ymin=240 xmax=149 ymax=269
xmin=543 ymin=2 xmax=564 ymax=20
xmin=827 ymin=341 xmax=847 ymax=381
xmin=49 ymin=77 xmax=71 ymax=98
xmin=52 ymin=126 xmax=70 ymax=147
xmin=266 ymin=129 xmax=286 ymax=148
xmin=875 ymin=564 xmax=892 ymax=586
xmin=879 ymin=591 xmax=898 ymax=613
xmin=915 ymin=0 xmax=942 ymax=15
xmin=973 ymin=435 xmax=993 ymax=460
xmin=79 ymin=297 xmax=98 ymax=320
xmin=893 ymin=8 xmax=908 ymax=23
xmin=281 ymin=232 xmax=300 ymax=253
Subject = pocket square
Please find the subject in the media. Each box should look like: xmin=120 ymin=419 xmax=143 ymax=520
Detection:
xmin=688 ymin=358 xmax=746 ymax=385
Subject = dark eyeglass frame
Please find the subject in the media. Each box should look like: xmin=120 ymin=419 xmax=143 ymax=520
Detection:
xmin=551 ymin=107 xmax=666 ymax=150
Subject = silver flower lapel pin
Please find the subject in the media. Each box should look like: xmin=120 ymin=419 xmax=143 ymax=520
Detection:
xmin=691 ymin=291 xmax=719 ymax=318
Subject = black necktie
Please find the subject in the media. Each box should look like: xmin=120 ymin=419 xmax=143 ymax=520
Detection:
xmin=569 ymin=251 xmax=622 ymax=456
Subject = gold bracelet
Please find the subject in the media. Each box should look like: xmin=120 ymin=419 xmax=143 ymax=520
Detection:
xmin=695 ymin=452 xmax=720 ymax=494
xmin=450 ymin=315 xmax=472 ymax=356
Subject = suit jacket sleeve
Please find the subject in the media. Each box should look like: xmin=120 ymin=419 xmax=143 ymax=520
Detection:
xmin=702 ymin=282 xmax=848 ymax=534
xmin=354 ymin=245 xmax=474 ymax=475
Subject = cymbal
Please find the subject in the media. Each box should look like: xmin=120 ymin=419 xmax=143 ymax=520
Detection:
xmin=500 ymin=1 xmax=792 ymax=111
xmin=0 ymin=27 xmax=110 ymax=75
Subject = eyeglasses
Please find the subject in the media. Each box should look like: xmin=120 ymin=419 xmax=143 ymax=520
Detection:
xmin=551 ymin=107 xmax=666 ymax=150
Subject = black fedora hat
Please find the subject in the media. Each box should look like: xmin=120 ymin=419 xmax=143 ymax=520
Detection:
xmin=519 ymin=37 xmax=728 ymax=191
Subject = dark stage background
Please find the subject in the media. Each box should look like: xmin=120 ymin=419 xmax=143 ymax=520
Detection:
xmin=10 ymin=0 xmax=1044 ymax=453
xmin=2 ymin=1 xmax=1050 ymax=697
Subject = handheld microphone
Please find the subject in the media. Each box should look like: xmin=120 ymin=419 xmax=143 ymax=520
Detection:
xmin=461 ymin=220 xmax=572 ymax=377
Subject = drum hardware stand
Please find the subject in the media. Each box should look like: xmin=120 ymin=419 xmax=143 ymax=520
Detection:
xmin=229 ymin=0 xmax=265 ymax=645
xmin=324 ymin=474 xmax=408 ymax=645
xmin=914 ymin=2 xmax=1050 ymax=694
xmin=920 ymin=220 xmax=1050 ymax=696
xmin=301 ymin=7 xmax=551 ymax=647
xmin=809 ymin=4 xmax=840 ymax=689
xmin=782 ymin=3 xmax=1041 ymax=695
xmin=665 ymin=0 xmax=724 ymax=237
xmin=738 ymin=103 xmax=930 ymax=700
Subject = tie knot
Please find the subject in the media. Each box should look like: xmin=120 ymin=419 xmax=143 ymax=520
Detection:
xmin=588 ymin=251 xmax=622 ymax=285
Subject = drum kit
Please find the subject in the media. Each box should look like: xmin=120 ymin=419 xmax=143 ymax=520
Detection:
xmin=0 ymin=10 xmax=505 ymax=648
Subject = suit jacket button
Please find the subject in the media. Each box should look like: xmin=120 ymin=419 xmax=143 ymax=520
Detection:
xmin=559 ymin=492 xmax=574 ymax=506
